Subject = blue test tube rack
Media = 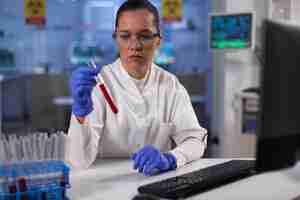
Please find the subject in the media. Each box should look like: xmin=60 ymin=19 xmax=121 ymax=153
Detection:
xmin=0 ymin=160 xmax=70 ymax=200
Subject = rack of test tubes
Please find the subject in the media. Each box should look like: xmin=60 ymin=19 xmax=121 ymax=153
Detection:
xmin=0 ymin=160 xmax=70 ymax=200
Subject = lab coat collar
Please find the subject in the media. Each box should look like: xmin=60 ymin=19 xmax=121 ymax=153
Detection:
xmin=113 ymin=59 xmax=156 ymax=96
xmin=143 ymin=62 xmax=157 ymax=92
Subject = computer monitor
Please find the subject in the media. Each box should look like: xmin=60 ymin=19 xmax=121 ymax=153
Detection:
xmin=256 ymin=20 xmax=300 ymax=172
xmin=209 ymin=12 xmax=254 ymax=49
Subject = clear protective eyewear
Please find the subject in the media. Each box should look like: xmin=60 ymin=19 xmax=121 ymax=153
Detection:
xmin=113 ymin=31 xmax=160 ymax=46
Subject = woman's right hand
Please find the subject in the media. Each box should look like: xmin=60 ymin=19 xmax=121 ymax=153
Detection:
xmin=70 ymin=65 xmax=102 ymax=118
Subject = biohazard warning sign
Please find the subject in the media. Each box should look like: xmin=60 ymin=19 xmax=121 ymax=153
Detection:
xmin=24 ymin=0 xmax=46 ymax=25
xmin=162 ymin=0 xmax=182 ymax=22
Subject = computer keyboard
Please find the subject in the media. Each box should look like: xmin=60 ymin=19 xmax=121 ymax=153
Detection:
xmin=138 ymin=160 xmax=255 ymax=199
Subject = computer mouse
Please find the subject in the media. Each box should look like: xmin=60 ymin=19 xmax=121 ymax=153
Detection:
xmin=132 ymin=193 xmax=159 ymax=200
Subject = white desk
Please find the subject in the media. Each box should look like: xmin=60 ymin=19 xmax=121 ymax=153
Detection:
xmin=68 ymin=159 xmax=300 ymax=200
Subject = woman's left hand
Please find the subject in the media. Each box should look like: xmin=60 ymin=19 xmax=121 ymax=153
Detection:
xmin=132 ymin=145 xmax=177 ymax=176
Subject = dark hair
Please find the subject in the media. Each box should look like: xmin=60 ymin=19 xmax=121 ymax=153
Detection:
xmin=114 ymin=0 xmax=160 ymax=36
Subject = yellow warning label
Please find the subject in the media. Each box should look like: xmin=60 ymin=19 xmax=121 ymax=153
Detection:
xmin=24 ymin=0 xmax=46 ymax=25
xmin=162 ymin=0 xmax=182 ymax=22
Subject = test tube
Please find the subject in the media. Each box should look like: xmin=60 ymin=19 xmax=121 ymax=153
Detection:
xmin=76 ymin=59 xmax=118 ymax=124
xmin=8 ymin=184 xmax=17 ymax=200
xmin=18 ymin=177 xmax=29 ymax=200
xmin=89 ymin=59 xmax=118 ymax=114
xmin=60 ymin=175 xmax=66 ymax=200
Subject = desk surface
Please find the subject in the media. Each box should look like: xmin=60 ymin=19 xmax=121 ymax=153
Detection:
xmin=69 ymin=158 xmax=300 ymax=200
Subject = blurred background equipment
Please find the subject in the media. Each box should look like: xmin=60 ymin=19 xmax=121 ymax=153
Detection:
xmin=209 ymin=12 xmax=254 ymax=49
xmin=1 ymin=74 xmax=70 ymax=134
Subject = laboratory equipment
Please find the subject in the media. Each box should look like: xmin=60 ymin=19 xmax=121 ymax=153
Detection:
xmin=209 ymin=12 xmax=254 ymax=49
xmin=138 ymin=160 xmax=255 ymax=199
xmin=89 ymin=59 xmax=118 ymax=114
xmin=256 ymin=19 xmax=300 ymax=172
xmin=0 ymin=160 xmax=70 ymax=200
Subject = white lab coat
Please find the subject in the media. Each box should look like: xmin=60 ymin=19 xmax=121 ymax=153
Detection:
xmin=66 ymin=59 xmax=207 ymax=169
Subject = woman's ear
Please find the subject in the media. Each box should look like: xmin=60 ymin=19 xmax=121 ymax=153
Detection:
xmin=155 ymin=37 xmax=161 ymax=48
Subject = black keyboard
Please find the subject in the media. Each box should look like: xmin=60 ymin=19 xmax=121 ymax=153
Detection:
xmin=138 ymin=160 xmax=255 ymax=199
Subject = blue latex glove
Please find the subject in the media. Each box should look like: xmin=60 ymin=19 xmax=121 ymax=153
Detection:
xmin=132 ymin=145 xmax=177 ymax=176
xmin=70 ymin=65 xmax=102 ymax=117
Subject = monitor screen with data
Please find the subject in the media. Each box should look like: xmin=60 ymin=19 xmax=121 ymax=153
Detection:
xmin=209 ymin=12 xmax=253 ymax=49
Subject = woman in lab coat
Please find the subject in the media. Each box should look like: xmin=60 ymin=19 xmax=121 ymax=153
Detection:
xmin=67 ymin=0 xmax=207 ymax=176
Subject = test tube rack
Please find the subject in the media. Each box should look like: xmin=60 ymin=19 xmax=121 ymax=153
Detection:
xmin=0 ymin=160 xmax=70 ymax=200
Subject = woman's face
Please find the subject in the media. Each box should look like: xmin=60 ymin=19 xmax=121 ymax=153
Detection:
xmin=115 ymin=9 xmax=160 ymax=76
